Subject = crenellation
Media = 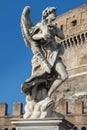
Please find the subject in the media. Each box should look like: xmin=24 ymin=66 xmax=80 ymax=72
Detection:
xmin=0 ymin=100 xmax=86 ymax=118
xmin=57 ymin=101 xmax=68 ymax=115
xmin=74 ymin=101 xmax=84 ymax=114
xmin=0 ymin=103 xmax=23 ymax=117
xmin=0 ymin=101 xmax=87 ymax=129
xmin=0 ymin=103 xmax=8 ymax=116
xmin=56 ymin=101 xmax=85 ymax=115
xmin=0 ymin=101 xmax=86 ymax=117
xmin=13 ymin=103 xmax=23 ymax=116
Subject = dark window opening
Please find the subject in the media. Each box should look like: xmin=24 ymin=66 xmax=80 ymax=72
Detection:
xmin=60 ymin=25 xmax=63 ymax=31
xmin=74 ymin=127 xmax=78 ymax=130
xmin=81 ymin=34 xmax=85 ymax=42
xmin=77 ymin=35 xmax=81 ymax=44
xmin=12 ymin=128 xmax=16 ymax=130
xmin=74 ymin=36 xmax=77 ymax=45
xmin=4 ymin=128 xmax=8 ymax=130
xmin=71 ymin=20 xmax=77 ymax=26
xmin=77 ymin=35 xmax=80 ymax=40
xmin=67 ymin=39 xmax=70 ymax=47
xmin=70 ymin=38 xmax=73 ymax=46
xmin=85 ymin=33 xmax=87 ymax=38
xmin=81 ymin=127 xmax=86 ymax=130
xmin=64 ymin=41 xmax=67 ymax=48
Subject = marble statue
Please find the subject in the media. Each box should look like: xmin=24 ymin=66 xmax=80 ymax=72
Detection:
xmin=21 ymin=6 xmax=68 ymax=118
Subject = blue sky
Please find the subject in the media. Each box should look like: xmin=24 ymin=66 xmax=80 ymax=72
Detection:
xmin=0 ymin=0 xmax=87 ymax=114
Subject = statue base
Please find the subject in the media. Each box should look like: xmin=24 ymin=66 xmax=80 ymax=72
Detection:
xmin=11 ymin=118 xmax=74 ymax=130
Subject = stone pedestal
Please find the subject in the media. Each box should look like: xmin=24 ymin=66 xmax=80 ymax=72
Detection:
xmin=11 ymin=118 xmax=74 ymax=130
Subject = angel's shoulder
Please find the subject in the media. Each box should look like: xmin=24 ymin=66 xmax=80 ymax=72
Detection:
xmin=35 ymin=22 xmax=42 ymax=28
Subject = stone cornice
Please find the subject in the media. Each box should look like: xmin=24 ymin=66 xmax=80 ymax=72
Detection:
xmin=58 ymin=31 xmax=87 ymax=48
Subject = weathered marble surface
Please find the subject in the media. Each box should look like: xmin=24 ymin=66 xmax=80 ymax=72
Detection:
xmin=21 ymin=6 xmax=68 ymax=119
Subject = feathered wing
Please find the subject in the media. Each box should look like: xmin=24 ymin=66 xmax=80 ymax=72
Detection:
xmin=21 ymin=6 xmax=34 ymax=47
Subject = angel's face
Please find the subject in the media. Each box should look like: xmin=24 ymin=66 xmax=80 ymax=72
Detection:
xmin=46 ymin=11 xmax=56 ymax=22
xmin=50 ymin=12 xmax=56 ymax=21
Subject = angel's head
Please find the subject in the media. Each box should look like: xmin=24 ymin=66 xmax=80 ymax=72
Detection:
xmin=42 ymin=6 xmax=57 ymax=22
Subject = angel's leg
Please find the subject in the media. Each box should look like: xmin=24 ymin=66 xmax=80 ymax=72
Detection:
xmin=48 ymin=59 xmax=68 ymax=97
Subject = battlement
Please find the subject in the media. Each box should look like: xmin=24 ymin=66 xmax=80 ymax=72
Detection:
xmin=0 ymin=101 xmax=87 ymax=129
xmin=56 ymin=100 xmax=84 ymax=115
xmin=0 ymin=101 xmax=86 ymax=116
xmin=0 ymin=103 xmax=23 ymax=116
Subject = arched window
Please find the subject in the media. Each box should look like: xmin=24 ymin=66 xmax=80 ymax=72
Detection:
xmin=74 ymin=127 xmax=78 ymax=130
xmin=81 ymin=127 xmax=86 ymax=130
xmin=64 ymin=41 xmax=67 ymax=48
xmin=77 ymin=35 xmax=81 ymax=45
xmin=60 ymin=25 xmax=63 ymax=31
xmin=67 ymin=39 xmax=70 ymax=47
xmin=81 ymin=34 xmax=85 ymax=42
xmin=85 ymin=33 xmax=87 ymax=38
xmin=77 ymin=35 xmax=80 ymax=41
xmin=12 ymin=128 xmax=16 ymax=130
xmin=70 ymin=37 xmax=73 ymax=46
xmin=4 ymin=128 xmax=8 ymax=130
xmin=74 ymin=36 xmax=77 ymax=45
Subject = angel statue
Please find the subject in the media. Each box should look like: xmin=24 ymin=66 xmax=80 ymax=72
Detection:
xmin=21 ymin=6 xmax=68 ymax=119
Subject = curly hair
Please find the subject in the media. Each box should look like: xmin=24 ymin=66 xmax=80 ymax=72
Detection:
xmin=42 ymin=7 xmax=56 ymax=20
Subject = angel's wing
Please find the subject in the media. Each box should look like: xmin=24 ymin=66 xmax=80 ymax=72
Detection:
xmin=21 ymin=6 xmax=33 ymax=47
